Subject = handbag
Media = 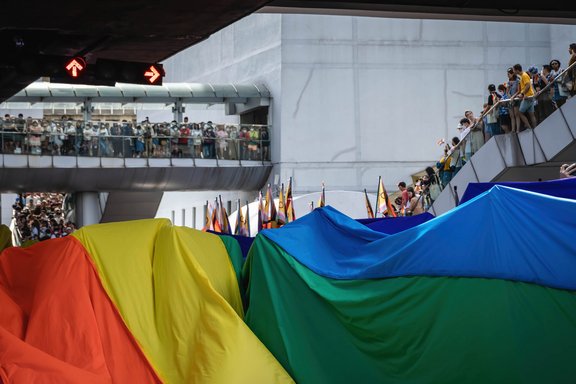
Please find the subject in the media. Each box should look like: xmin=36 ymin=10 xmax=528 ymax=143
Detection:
xmin=486 ymin=111 xmax=497 ymax=124
xmin=560 ymin=72 xmax=574 ymax=93
xmin=429 ymin=184 xmax=441 ymax=200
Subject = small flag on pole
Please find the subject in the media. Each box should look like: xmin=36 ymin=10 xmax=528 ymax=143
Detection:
xmin=364 ymin=188 xmax=375 ymax=219
xmin=258 ymin=191 xmax=264 ymax=233
xmin=265 ymin=184 xmax=278 ymax=229
xmin=219 ymin=195 xmax=231 ymax=234
xmin=286 ymin=177 xmax=296 ymax=222
xmin=317 ymin=182 xmax=325 ymax=208
xmin=244 ymin=200 xmax=251 ymax=236
xmin=202 ymin=200 xmax=211 ymax=231
xmin=234 ymin=199 xmax=242 ymax=236
xmin=376 ymin=176 xmax=397 ymax=218
xmin=277 ymin=183 xmax=287 ymax=226
xmin=212 ymin=198 xmax=222 ymax=232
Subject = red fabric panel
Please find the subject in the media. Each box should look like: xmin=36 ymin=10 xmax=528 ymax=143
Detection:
xmin=0 ymin=237 xmax=162 ymax=383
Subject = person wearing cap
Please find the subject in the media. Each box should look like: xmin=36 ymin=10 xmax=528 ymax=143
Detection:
xmin=512 ymin=64 xmax=537 ymax=130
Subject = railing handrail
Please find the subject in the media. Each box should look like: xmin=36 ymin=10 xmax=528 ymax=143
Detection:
xmin=0 ymin=120 xmax=272 ymax=129
xmin=0 ymin=130 xmax=272 ymax=140
xmin=0 ymin=129 xmax=271 ymax=162
xmin=533 ymin=59 xmax=576 ymax=99
xmin=444 ymin=59 xmax=576 ymax=161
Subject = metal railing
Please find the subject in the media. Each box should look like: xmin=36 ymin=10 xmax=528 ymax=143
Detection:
xmin=446 ymin=59 xmax=576 ymax=172
xmin=0 ymin=121 xmax=272 ymax=163
xmin=434 ymin=60 xmax=576 ymax=194
xmin=418 ymin=63 xmax=576 ymax=201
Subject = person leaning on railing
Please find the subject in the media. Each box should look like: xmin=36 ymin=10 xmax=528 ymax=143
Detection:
xmin=567 ymin=43 xmax=576 ymax=97
xmin=484 ymin=84 xmax=502 ymax=140
xmin=227 ymin=125 xmax=239 ymax=160
xmin=533 ymin=64 xmax=555 ymax=124
xmin=512 ymin=64 xmax=537 ymax=130
xmin=260 ymin=126 xmax=270 ymax=161
xmin=406 ymin=186 xmax=425 ymax=216
xmin=549 ymin=59 xmax=568 ymax=108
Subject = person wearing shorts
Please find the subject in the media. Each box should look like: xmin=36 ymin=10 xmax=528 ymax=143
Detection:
xmin=513 ymin=64 xmax=537 ymax=130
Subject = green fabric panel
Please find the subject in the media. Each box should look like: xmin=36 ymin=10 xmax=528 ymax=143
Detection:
xmin=0 ymin=224 xmax=12 ymax=251
xmin=243 ymin=236 xmax=576 ymax=384
xmin=218 ymin=235 xmax=245 ymax=296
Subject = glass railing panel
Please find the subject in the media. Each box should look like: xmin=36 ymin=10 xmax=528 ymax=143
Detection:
xmin=0 ymin=120 xmax=272 ymax=162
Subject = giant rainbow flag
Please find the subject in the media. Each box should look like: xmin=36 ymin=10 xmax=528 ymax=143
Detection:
xmin=0 ymin=219 xmax=292 ymax=383
xmin=2 ymin=186 xmax=576 ymax=383
xmin=244 ymin=186 xmax=576 ymax=383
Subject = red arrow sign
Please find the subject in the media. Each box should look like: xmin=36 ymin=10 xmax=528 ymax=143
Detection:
xmin=65 ymin=58 xmax=85 ymax=78
xmin=144 ymin=65 xmax=161 ymax=84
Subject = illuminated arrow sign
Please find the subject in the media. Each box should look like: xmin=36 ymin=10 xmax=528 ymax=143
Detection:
xmin=65 ymin=57 xmax=86 ymax=78
xmin=144 ymin=65 xmax=161 ymax=84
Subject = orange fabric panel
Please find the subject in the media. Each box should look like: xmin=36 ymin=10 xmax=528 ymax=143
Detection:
xmin=0 ymin=237 xmax=161 ymax=384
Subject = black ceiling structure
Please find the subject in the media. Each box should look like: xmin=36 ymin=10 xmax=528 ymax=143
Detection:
xmin=262 ymin=1 xmax=576 ymax=23
xmin=1 ymin=0 xmax=575 ymax=103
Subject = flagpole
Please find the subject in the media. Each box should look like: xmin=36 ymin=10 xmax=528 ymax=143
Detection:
xmin=234 ymin=199 xmax=241 ymax=235
xmin=245 ymin=200 xmax=251 ymax=236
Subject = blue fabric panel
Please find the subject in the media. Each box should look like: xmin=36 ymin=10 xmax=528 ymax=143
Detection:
xmin=261 ymin=186 xmax=576 ymax=291
xmin=460 ymin=177 xmax=576 ymax=204
xmin=208 ymin=231 xmax=255 ymax=258
xmin=357 ymin=213 xmax=435 ymax=234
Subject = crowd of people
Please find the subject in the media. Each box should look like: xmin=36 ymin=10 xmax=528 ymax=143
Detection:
xmin=0 ymin=115 xmax=271 ymax=161
xmin=12 ymin=193 xmax=76 ymax=243
xmin=393 ymin=168 xmax=441 ymax=216
xmin=435 ymin=43 xmax=576 ymax=189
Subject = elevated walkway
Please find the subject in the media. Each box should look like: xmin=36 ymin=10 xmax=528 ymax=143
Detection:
xmin=0 ymin=155 xmax=271 ymax=192
xmin=1 ymin=81 xmax=273 ymax=226
xmin=430 ymin=96 xmax=576 ymax=216
xmin=0 ymin=156 xmax=271 ymax=226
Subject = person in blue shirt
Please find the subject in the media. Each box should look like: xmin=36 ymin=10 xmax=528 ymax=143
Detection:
xmin=497 ymin=84 xmax=511 ymax=134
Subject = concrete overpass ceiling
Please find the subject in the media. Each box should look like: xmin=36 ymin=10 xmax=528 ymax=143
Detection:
xmin=1 ymin=0 xmax=574 ymax=103
xmin=261 ymin=1 xmax=576 ymax=23
xmin=0 ymin=0 xmax=272 ymax=102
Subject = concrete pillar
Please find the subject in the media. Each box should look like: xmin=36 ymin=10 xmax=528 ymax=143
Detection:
xmin=173 ymin=99 xmax=184 ymax=122
xmin=75 ymin=192 xmax=101 ymax=228
xmin=82 ymin=99 xmax=93 ymax=123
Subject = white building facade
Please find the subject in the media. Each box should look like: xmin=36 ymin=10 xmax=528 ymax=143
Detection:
xmin=162 ymin=13 xmax=576 ymax=196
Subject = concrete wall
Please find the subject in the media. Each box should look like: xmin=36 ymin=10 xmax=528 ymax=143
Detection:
xmin=277 ymin=15 xmax=569 ymax=193
xmin=156 ymin=13 xmax=576 ymax=224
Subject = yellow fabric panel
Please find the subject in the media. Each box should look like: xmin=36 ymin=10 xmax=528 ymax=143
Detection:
xmin=167 ymin=226 xmax=244 ymax=317
xmin=73 ymin=219 xmax=293 ymax=384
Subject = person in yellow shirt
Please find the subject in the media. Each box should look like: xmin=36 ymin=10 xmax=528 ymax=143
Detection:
xmin=512 ymin=63 xmax=537 ymax=130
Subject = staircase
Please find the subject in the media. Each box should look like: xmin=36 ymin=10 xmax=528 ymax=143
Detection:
xmin=430 ymin=95 xmax=576 ymax=216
